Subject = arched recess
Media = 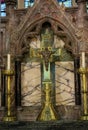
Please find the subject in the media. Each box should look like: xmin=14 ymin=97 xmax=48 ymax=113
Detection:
xmin=15 ymin=17 xmax=77 ymax=107
xmin=12 ymin=11 xmax=80 ymax=107
xmin=17 ymin=17 xmax=77 ymax=56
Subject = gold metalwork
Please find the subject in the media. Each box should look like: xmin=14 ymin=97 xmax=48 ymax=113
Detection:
xmin=79 ymin=67 xmax=88 ymax=120
xmin=30 ymin=47 xmax=59 ymax=121
xmin=37 ymin=81 xmax=58 ymax=121
xmin=3 ymin=70 xmax=17 ymax=121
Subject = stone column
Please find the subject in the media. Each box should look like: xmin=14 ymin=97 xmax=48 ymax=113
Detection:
xmin=77 ymin=0 xmax=87 ymax=28
xmin=5 ymin=0 xmax=17 ymax=52
xmin=15 ymin=56 xmax=21 ymax=107
xmin=18 ymin=0 xmax=24 ymax=9
xmin=74 ymin=57 xmax=81 ymax=105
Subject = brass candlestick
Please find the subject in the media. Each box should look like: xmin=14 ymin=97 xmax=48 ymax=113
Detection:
xmin=79 ymin=67 xmax=88 ymax=120
xmin=3 ymin=70 xmax=16 ymax=121
xmin=37 ymin=81 xmax=58 ymax=121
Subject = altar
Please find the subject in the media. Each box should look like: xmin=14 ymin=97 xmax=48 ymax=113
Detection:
xmin=0 ymin=0 xmax=88 ymax=124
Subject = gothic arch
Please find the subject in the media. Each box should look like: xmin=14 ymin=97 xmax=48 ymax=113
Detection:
xmin=11 ymin=0 xmax=78 ymax=56
xmin=18 ymin=18 xmax=77 ymax=55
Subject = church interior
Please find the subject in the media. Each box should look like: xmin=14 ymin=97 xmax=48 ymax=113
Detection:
xmin=0 ymin=0 xmax=88 ymax=129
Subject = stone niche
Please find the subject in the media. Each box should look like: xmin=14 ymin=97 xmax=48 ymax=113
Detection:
xmin=19 ymin=33 xmax=80 ymax=121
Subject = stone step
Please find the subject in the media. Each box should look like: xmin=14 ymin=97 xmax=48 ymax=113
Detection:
xmin=0 ymin=121 xmax=88 ymax=130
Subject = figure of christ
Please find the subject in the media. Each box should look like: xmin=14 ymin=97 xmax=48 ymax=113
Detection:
xmin=39 ymin=48 xmax=55 ymax=71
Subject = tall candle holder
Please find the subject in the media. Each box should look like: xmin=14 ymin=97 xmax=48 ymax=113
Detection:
xmin=3 ymin=54 xmax=16 ymax=121
xmin=79 ymin=67 xmax=88 ymax=120
xmin=3 ymin=69 xmax=17 ymax=121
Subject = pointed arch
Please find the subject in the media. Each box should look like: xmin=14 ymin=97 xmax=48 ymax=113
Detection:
xmin=17 ymin=17 xmax=77 ymax=55
xmin=11 ymin=0 xmax=78 ymax=56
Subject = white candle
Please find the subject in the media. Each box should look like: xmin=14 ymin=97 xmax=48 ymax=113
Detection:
xmin=82 ymin=52 xmax=85 ymax=68
xmin=7 ymin=54 xmax=11 ymax=70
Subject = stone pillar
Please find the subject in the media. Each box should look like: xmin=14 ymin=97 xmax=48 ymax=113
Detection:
xmin=18 ymin=0 xmax=24 ymax=9
xmin=77 ymin=0 xmax=87 ymax=28
xmin=15 ymin=56 xmax=21 ymax=107
xmin=5 ymin=0 xmax=17 ymax=52
xmin=74 ymin=57 xmax=81 ymax=105
xmin=5 ymin=0 xmax=17 ymax=16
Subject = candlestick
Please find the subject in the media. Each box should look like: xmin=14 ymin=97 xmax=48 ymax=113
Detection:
xmin=3 ymin=70 xmax=17 ymax=121
xmin=79 ymin=68 xmax=88 ymax=120
xmin=82 ymin=52 xmax=85 ymax=68
xmin=7 ymin=54 xmax=11 ymax=70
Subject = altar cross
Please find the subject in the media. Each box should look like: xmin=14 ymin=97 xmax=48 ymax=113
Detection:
xmin=30 ymin=46 xmax=61 ymax=81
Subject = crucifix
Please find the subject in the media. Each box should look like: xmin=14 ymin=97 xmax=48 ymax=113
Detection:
xmin=30 ymin=46 xmax=61 ymax=121
xmin=29 ymin=26 xmax=61 ymax=121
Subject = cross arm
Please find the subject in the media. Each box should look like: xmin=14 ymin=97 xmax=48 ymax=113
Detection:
xmin=29 ymin=47 xmax=42 ymax=61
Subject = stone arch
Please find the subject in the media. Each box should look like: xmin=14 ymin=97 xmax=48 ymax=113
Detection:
xmin=13 ymin=16 xmax=77 ymax=57
xmin=11 ymin=0 xmax=79 ymax=56
xmin=11 ymin=1 xmax=80 ymax=109
xmin=19 ymin=17 xmax=76 ymax=107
